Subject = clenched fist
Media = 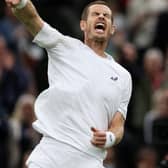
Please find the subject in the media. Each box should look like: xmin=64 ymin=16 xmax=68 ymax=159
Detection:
xmin=90 ymin=127 xmax=106 ymax=148
xmin=5 ymin=0 xmax=21 ymax=8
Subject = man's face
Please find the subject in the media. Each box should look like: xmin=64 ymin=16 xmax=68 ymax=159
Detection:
xmin=81 ymin=4 xmax=114 ymax=42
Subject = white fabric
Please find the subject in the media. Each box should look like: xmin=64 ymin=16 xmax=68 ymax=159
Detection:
xmin=31 ymin=22 xmax=132 ymax=165
xmin=26 ymin=136 xmax=104 ymax=168
xmin=28 ymin=163 xmax=41 ymax=168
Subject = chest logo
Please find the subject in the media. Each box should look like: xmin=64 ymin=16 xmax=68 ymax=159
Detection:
xmin=110 ymin=76 xmax=118 ymax=81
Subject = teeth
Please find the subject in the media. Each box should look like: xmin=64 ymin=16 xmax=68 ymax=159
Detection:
xmin=96 ymin=23 xmax=104 ymax=27
xmin=95 ymin=23 xmax=105 ymax=32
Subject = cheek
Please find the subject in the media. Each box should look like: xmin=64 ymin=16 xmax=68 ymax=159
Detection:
xmin=86 ymin=19 xmax=95 ymax=30
xmin=86 ymin=24 xmax=94 ymax=35
xmin=106 ymin=28 xmax=112 ymax=36
xmin=108 ymin=25 xmax=113 ymax=33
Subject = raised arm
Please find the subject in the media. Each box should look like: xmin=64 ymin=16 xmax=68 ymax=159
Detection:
xmin=5 ymin=0 xmax=43 ymax=36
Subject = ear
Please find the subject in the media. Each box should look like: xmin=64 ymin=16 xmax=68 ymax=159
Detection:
xmin=80 ymin=20 xmax=86 ymax=32
xmin=111 ymin=25 xmax=116 ymax=35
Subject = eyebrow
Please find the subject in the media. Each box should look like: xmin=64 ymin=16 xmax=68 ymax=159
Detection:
xmin=91 ymin=11 xmax=111 ymax=17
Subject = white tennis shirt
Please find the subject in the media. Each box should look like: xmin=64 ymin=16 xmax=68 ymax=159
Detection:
xmin=32 ymin=22 xmax=132 ymax=161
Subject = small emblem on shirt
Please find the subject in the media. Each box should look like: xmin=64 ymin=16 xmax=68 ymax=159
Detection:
xmin=110 ymin=76 xmax=118 ymax=81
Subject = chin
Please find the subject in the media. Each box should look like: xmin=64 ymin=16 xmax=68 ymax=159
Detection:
xmin=94 ymin=36 xmax=107 ymax=42
xmin=93 ymin=31 xmax=110 ymax=41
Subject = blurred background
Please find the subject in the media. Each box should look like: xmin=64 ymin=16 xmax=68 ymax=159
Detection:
xmin=0 ymin=0 xmax=168 ymax=168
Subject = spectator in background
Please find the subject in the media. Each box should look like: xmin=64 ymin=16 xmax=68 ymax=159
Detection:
xmin=8 ymin=94 xmax=40 ymax=168
xmin=153 ymin=9 xmax=168 ymax=54
xmin=112 ymin=43 xmax=142 ymax=167
xmin=18 ymin=35 xmax=44 ymax=95
xmin=0 ymin=34 xmax=8 ymax=73
xmin=144 ymin=89 xmax=168 ymax=144
xmin=106 ymin=0 xmax=128 ymax=59
xmin=0 ymin=106 xmax=10 ymax=168
xmin=119 ymin=0 xmax=130 ymax=13
xmin=36 ymin=0 xmax=82 ymax=39
xmin=127 ymin=0 xmax=168 ymax=64
xmin=0 ymin=6 xmax=21 ymax=52
xmin=118 ymin=42 xmax=142 ymax=131
xmin=161 ymin=53 xmax=168 ymax=88
xmin=0 ymin=34 xmax=10 ymax=168
xmin=131 ymin=48 xmax=164 ymax=135
xmin=159 ymin=154 xmax=168 ymax=168
xmin=143 ymin=48 xmax=164 ymax=91
xmin=135 ymin=146 xmax=158 ymax=168
xmin=0 ymin=6 xmax=43 ymax=66
xmin=144 ymin=89 xmax=168 ymax=159
xmin=0 ymin=33 xmax=37 ymax=115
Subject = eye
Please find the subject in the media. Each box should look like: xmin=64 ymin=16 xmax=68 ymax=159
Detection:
xmin=92 ymin=12 xmax=100 ymax=16
xmin=104 ymin=13 xmax=111 ymax=19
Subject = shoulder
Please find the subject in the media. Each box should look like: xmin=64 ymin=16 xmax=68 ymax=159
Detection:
xmin=109 ymin=57 xmax=132 ymax=93
xmin=110 ymin=57 xmax=132 ymax=82
xmin=33 ymin=22 xmax=81 ymax=49
xmin=64 ymin=35 xmax=82 ymax=47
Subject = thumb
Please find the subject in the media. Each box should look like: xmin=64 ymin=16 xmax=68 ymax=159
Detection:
xmin=91 ymin=127 xmax=99 ymax=132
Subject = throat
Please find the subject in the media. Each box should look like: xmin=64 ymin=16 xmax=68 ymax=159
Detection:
xmin=85 ymin=39 xmax=107 ymax=58
xmin=90 ymin=44 xmax=107 ymax=58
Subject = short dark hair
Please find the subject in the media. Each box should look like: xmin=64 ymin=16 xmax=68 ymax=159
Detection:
xmin=81 ymin=1 xmax=113 ymax=22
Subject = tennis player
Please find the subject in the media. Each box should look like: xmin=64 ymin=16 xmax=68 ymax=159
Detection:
xmin=5 ymin=0 xmax=132 ymax=167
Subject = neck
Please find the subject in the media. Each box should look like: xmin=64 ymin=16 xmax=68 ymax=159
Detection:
xmin=85 ymin=39 xmax=108 ymax=58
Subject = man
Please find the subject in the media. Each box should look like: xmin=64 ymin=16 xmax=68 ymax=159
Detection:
xmin=5 ymin=0 xmax=132 ymax=167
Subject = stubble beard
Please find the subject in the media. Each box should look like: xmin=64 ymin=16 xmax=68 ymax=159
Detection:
xmin=94 ymin=36 xmax=106 ymax=43
xmin=92 ymin=30 xmax=111 ymax=44
xmin=92 ymin=33 xmax=110 ymax=46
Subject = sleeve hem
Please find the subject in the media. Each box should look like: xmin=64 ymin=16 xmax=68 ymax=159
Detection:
xmin=116 ymin=110 xmax=126 ymax=120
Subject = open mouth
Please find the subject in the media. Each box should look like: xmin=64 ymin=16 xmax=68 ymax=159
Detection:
xmin=95 ymin=23 xmax=105 ymax=33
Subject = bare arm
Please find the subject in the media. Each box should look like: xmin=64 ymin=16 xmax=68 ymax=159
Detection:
xmin=5 ymin=0 xmax=43 ymax=36
xmin=91 ymin=112 xmax=125 ymax=148
xmin=108 ymin=111 xmax=125 ymax=145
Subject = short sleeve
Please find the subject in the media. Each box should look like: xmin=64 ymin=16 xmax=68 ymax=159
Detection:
xmin=117 ymin=73 xmax=132 ymax=119
xmin=33 ymin=22 xmax=64 ymax=49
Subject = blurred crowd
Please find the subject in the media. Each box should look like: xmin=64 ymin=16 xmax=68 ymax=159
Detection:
xmin=0 ymin=0 xmax=168 ymax=168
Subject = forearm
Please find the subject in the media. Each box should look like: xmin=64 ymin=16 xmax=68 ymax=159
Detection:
xmin=108 ymin=112 xmax=125 ymax=145
xmin=12 ymin=0 xmax=43 ymax=36
xmin=108 ymin=123 xmax=124 ymax=145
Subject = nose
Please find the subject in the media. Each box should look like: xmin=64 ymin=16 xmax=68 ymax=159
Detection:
xmin=98 ymin=13 xmax=105 ymax=19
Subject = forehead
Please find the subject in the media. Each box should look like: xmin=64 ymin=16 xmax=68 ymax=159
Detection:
xmin=88 ymin=4 xmax=112 ymax=15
